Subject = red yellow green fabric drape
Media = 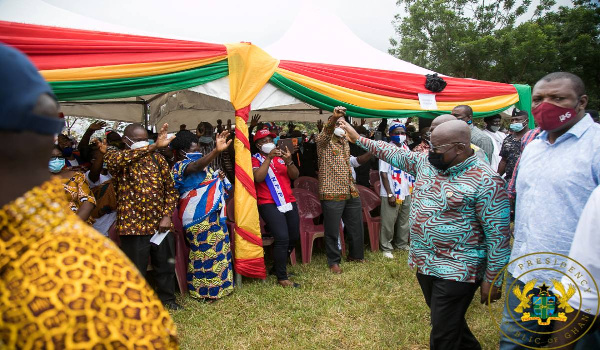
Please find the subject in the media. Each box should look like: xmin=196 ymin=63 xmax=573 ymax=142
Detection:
xmin=225 ymin=43 xmax=279 ymax=279
xmin=0 ymin=20 xmax=534 ymax=279
xmin=0 ymin=21 xmax=229 ymax=100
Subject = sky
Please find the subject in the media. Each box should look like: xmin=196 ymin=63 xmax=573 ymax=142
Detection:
xmin=1 ymin=0 xmax=575 ymax=54
xmin=36 ymin=0 xmax=400 ymax=52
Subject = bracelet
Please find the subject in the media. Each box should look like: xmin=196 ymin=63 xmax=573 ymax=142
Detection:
xmin=286 ymin=162 xmax=294 ymax=166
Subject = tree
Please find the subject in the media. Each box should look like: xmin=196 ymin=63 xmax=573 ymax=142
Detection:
xmin=64 ymin=116 xmax=80 ymax=136
xmin=390 ymin=0 xmax=600 ymax=109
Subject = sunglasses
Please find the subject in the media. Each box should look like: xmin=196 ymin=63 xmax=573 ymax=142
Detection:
xmin=427 ymin=141 xmax=465 ymax=153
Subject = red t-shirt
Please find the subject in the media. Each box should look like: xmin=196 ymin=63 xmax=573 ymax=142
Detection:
xmin=251 ymin=155 xmax=296 ymax=205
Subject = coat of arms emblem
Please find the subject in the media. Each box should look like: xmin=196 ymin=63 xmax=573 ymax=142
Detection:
xmin=512 ymin=279 xmax=576 ymax=326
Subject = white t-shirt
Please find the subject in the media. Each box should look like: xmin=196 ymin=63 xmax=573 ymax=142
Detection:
xmin=378 ymin=143 xmax=414 ymax=200
xmin=482 ymin=129 xmax=506 ymax=171
xmin=84 ymin=171 xmax=115 ymax=237
xmin=349 ymin=156 xmax=360 ymax=181
xmin=564 ymin=185 xmax=600 ymax=315
xmin=85 ymin=172 xmax=112 ymax=188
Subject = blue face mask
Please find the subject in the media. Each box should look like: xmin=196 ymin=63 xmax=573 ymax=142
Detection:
xmin=148 ymin=139 xmax=155 ymax=145
xmin=184 ymin=152 xmax=203 ymax=162
xmin=509 ymin=122 xmax=525 ymax=132
xmin=49 ymin=157 xmax=65 ymax=173
xmin=389 ymin=135 xmax=406 ymax=144
xmin=62 ymin=146 xmax=74 ymax=157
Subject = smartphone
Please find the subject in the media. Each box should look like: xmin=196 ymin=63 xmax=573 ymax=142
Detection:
xmin=277 ymin=138 xmax=295 ymax=153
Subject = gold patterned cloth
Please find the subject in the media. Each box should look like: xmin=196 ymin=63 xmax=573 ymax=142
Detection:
xmin=0 ymin=178 xmax=179 ymax=349
xmin=63 ymin=172 xmax=96 ymax=224
xmin=105 ymin=148 xmax=178 ymax=236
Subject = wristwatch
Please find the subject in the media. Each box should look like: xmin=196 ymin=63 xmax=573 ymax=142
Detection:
xmin=387 ymin=194 xmax=394 ymax=198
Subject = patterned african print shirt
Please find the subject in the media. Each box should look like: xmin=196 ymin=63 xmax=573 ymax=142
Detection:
xmin=105 ymin=148 xmax=178 ymax=236
xmin=0 ymin=178 xmax=178 ymax=349
xmin=316 ymin=118 xmax=359 ymax=201
xmin=499 ymin=134 xmax=522 ymax=181
xmin=63 ymin=171 xmax=96 ymax=223
xmin=357 ymin=136 xmax=511 ymax=285
xmin=412 ymin=141 xmax=430 ymax=154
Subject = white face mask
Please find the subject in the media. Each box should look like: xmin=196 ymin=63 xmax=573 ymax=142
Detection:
xmin=260 ymin=143 xmax=276 ymax=154
xmin=126 ymin=136 xmax=149 ymax=150
xmin=334 ymin=127 xmax=346 ymax=137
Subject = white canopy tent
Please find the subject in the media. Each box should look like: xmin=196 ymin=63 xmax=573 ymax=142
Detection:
xmin=0 ymin=1 xmax=437 ymax=131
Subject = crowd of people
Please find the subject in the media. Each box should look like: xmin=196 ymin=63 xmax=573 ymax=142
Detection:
xmin=1 ymin=40 xmax=599 ymax=349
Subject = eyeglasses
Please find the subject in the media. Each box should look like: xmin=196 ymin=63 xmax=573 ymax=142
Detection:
xmin=427 ymin=141 xmax=465 ymax=153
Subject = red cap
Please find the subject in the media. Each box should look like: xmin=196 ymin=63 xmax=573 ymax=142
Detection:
xmin=254 ymin=128 xmax=276 ymax=142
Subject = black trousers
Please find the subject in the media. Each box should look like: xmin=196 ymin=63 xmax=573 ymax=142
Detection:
xmin=258 ymin=202 xmax=300 ymax=281
xmin=416 ymin=273 xmax=482 ymax=350
xmin=120 ymin=233 xmax=176 ymax=304
xmin=321 ymin=197 xmax=364 ymax=266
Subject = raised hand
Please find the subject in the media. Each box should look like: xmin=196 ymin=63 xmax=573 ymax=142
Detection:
xmin=250 ymin=114 xmax=261 ymax=128
xmin=281 ymin=146 xmax=292 ymax=164
xmin=88 ymin=121 xmax=107 ymax=131
xmin=215 ymin=130 xmax=232 ymax=152
xmin=360 ymin=118 xmax=366 ymax=126
xmin=333 ymin=106 xmax=347 ymax=118
xmin=267 ymin=148 xmax=282 ymax=160
xmin=97 ymin=139 xmax=108 ymax=154
xmin=317 ymin=119 xmax=324 ymax=132
xmin=338 ymin=119 xmax=360 ymax=143
xmin=155 ymin=123 xmax=174 ymax=148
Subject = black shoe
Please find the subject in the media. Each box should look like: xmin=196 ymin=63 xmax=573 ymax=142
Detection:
xmin=164 ymin=301 xmax=183 ymax=310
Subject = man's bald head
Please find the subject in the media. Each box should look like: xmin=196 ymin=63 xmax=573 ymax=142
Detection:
xmin=430 ymin=114 xmax=457 ymax=132
xmin=431 ymin=120 xmax=471 ymax=147
xmin=123 ymin=123 xmax=147 ymax=137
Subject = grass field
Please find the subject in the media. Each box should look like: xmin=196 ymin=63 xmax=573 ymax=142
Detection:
xmin=171 ymin=249 xmax=505 ymax=350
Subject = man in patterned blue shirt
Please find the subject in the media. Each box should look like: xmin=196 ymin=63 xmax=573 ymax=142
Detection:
xmin=340 ymin=119 xmax=511 ymax=350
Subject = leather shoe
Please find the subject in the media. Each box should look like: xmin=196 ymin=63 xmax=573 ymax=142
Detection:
xmin=278 ymin=279 xmax=300 ymax=288
xmin=330 ymin=264 xmax=342 ymax=274
xmin=346 ymin=256 xmax=366 ymax=263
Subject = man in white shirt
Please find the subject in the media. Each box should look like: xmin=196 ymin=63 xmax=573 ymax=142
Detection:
xmin=482 ymin=114 xmax=506 ymax=171
xmin=553 ymin=185 xmax=600 ymax=349
xmin=379 ymin=121 xmax=414 ymax=258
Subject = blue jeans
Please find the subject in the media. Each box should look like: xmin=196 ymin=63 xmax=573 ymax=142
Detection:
xmin=499 ymin=274 xmax=553 ymax=349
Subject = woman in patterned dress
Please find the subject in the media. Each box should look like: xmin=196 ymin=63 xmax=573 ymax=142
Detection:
xmin=49 ymin=146 xmax=96 ymax=223
xmin=170 ymin=130 xmax=234 ymax=301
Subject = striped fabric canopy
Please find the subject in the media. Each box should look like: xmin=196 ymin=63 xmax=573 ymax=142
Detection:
xmin=0 ymin=20 xmax=532 ymax=280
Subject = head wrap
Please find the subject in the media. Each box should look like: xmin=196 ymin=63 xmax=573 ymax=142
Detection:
xmin=388 ymin=120 xmax=406 ymax=134
xmin=0 ymin=44 xmax=63 ymax=135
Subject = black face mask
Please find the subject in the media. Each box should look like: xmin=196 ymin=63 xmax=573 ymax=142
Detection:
xmin=428 ymin=147 xmax=458 ymax=171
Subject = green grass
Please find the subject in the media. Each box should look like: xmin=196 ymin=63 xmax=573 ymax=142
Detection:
xmin=171 ymin=249 xmax=505 ymax=350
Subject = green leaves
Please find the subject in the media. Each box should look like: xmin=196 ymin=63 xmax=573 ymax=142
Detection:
xmin=390 ymin=0 xmax=600 ymax=109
